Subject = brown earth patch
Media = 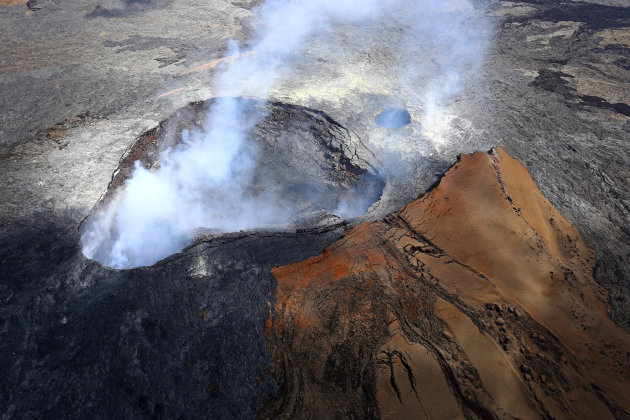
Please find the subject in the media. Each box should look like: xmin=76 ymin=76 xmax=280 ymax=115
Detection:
xmin=0 ymin=0 xmax=28 ymax=6
xmin=262 ymin=147 xmax=630 ymax=419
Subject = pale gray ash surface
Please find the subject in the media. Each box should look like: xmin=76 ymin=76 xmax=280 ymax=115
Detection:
xmin=1 ymin=0 xmax=629 ymax=418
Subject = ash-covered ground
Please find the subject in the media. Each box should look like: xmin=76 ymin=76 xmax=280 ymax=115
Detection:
xmin=1 ymin=0 xmax=629 ymax=418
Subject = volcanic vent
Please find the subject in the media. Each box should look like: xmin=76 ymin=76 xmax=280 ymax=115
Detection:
xmin=375 ymin=107 xmax=411 ymax=129
xmin=81 ymin=98 xmax=384 ymax=269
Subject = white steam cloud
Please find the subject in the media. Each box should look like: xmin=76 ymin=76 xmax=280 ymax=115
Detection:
xmin=82 ymin=0 xmax=491 ymax=268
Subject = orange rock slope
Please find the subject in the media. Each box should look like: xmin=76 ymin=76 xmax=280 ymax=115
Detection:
xmin=262 ymin=148 xmax=630 ymax=419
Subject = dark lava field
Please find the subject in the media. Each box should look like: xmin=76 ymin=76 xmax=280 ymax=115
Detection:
xmin=1 ymin=0 xmax=630 ymax=418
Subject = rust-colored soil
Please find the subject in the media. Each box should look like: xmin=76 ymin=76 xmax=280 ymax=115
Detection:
xmin=0 ymin=0 xmax=28 ymax=6
xmin=179 ymin=51 xmax=256 ymax=75
xmin=262 ymin=148 xmax=630 ymax=419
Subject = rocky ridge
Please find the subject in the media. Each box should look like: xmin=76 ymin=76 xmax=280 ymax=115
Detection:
xmin=263 ymin=148 xmax=630 ymax=419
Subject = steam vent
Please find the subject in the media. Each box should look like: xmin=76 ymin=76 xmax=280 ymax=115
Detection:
xmin=1 ymin=0 xmax=630 ymax=419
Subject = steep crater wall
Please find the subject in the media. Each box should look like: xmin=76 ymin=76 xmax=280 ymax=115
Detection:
xmin=81 ymin=98 xmax=385 ymax=268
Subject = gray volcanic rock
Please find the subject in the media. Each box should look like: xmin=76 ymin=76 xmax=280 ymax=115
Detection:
xmin=1 ymin=95 xmax=381 ymax=417
xmin=0 ymin=216 xmax=346 ymax=418
xmin=1 ymin=0 xmax=630 ymax=418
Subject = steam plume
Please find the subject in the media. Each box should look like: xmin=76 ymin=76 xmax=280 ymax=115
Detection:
xmin=82 ymin=0 xmax=490 ymax=268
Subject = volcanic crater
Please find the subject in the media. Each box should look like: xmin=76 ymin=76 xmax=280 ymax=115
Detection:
xmin=2 ymin=0 xmax=630 ymax=419
xmin=82 ymin=97 xmax=386 ymax=268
